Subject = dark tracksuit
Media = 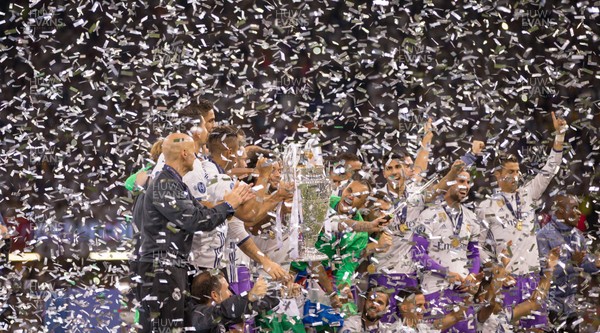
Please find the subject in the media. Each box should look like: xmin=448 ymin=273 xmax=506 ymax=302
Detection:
xmin=138 ymin=165 xmax=234 ymax=332
xmin=186 ymin=292 xmax=279 ymax=333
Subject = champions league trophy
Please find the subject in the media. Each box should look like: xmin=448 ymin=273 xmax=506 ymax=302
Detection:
xmin=282 ymin=136 xmax=330 ymax=262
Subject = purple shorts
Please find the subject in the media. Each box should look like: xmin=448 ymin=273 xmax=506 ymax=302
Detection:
xmin=368 ymin=273 xmax=419 ymax=324
xmin=502 ymin=272 xmax=547 ymax=329
xmin=425 ymin=289 xmax=476 ymax=333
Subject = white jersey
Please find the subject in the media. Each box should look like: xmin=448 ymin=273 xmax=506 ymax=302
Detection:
xmin=182 ymin=158 xmax=209 ymax=201
xmin=187 ymin=158 xmax=250 ymax=269
xmin=149 ymin=153 xmax=166 ymax=179
xmin=416 ymin=203 xmax=481 ymax=294
xmin=476 ymin=149 xmax=562 ymax=275
xmin=341 ymin=317 xmax=438 ymax=333
xmin=374 ymin=182 xmax=425 ymax=274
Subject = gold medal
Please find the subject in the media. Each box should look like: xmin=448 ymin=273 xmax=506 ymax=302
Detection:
xmin=400 ymin=224 xmax=409 ymax=233
xmin=516 ymin=220 xmax=523 ymax=231
xmin=367 ymin=264 xmax=376 ymax=274
xmin=451 ymin=238 xmax=460 ymax=248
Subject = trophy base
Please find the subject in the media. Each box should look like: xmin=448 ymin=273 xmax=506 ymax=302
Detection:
xmin=295 ymin=247 xmax=328 ymax=262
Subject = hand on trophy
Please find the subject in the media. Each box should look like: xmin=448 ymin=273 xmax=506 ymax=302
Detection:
xmin=274 ymin=181 xmax=295 ymax=201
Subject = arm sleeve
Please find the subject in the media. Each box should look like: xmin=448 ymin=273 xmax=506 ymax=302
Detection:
xmin=411 ymin=233 xmax=449 ymax=277
xmin=527 ymin=148 xmax=562 ymax=201
xmin=152 ymin=178 xmax=233 ymax=233
xmin=461 ymin=152 xmax=479 ymax=167
xmin=467 ymin=241 xmax=480 ymax=274
xmin=190 ymin=296 xmax=250 ymax=330
xmin=334 ymin=232 xmax=369 ymax=288
xmin=536 ymin=230 xmax=551 ymax=269
xmin=228 ymin=218 xmax=250 ymax=245
xmin=124 ymin=166 xmax=150 ymax=192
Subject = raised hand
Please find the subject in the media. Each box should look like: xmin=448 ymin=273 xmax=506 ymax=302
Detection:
xmin=552 ymin=111 xmax=567 ymax=134
xmin=422 ymin=118 xmax=434 ymax=148
xmin=471 ymin=140 xmax=485 ymax=155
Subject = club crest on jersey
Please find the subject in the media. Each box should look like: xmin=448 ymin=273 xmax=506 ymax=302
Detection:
xmin=438 ymin=212 xmax=448 ymax=221
xmin=197 ymin=182 xmax=207 ymax=194
xmin=497 ymin=199 xmax=505 ymax=207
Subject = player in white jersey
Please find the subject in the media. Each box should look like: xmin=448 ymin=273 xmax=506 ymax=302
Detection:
xmin=475 ymin=112 xmax=567 ymax=330
xmin=368 ymin=119 xmax=434 ymax=323
xmin=413 ymin=170 xmax=480 ymax=333
xmin=370 ymin=149 xmax=466 ymax=324
xmin=189 ymin=126 xmax=289 ymax=280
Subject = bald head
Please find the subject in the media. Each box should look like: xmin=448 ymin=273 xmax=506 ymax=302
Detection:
xmin=162 ymin=133 xmax=196 ymax=175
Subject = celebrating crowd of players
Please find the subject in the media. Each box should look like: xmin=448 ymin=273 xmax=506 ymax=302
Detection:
xmin=127 ymin=99 xmax=599 ymax=333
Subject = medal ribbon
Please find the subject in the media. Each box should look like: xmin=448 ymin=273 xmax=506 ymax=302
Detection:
xmin=501 ymin=192 xmax=522 ymax=225
xmin=442 ymin=204 xmax=464 ymax=238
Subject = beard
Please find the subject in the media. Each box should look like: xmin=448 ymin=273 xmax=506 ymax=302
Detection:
xmin=364 ymin=308 xmax=384 ymax=322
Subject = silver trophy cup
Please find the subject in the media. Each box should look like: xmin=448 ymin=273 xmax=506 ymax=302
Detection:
xmin=283 ymin=145 xmax=330 ymax=262
xmin=296 ymin=166 xmax=330 ymax=262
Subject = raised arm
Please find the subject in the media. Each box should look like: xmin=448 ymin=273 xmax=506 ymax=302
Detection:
xmin=527 ymin=112 xmax=566 ymax=201
xmin=412 ymin=118 xmax=433 ymax=182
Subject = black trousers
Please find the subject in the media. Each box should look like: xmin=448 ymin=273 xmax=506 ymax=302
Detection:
xmin=137 ymin=261 xmax=188 ymax=333
xmin=548 ymin=310 xmax=580 ymax=333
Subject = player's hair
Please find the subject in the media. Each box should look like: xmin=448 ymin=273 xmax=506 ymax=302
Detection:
xmin=350 ymin=173 xmax=373 ymax=193
xmin=207 ymin=126 xmax=239 ymax=154
xmin=395 ymin=287 xmax=424 ymax=305
xmin=150 ymin=138 xmax=164 ymax=162
xmin=191 ymin=270 xmax=225 ymax=305
xmin=179 ymin=99 xmax=214 ymax=119
xmin=493 ymin=153 xmax=519 ymax=171
xmin=246 ymin=146 xmax=273 ymax=169
xmin=365 ymin=286 xmax=391 ymax=307
xmin=382 ymin=151 xmax=409 ymax=166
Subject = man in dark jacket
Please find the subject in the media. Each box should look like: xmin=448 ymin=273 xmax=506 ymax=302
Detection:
xmin=137 ymin=133 xmax=254 ymax=333
xmin=186 ymin=271 xmax=279 ymax=332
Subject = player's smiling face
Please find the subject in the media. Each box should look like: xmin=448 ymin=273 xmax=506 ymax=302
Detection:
xmin=339 ymin=181 xmax=369 ymax=214
xmin=448 ymin=171 xmax=471 ymax=202
xmin=496 ymin=161 xmax=520 ymax=193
